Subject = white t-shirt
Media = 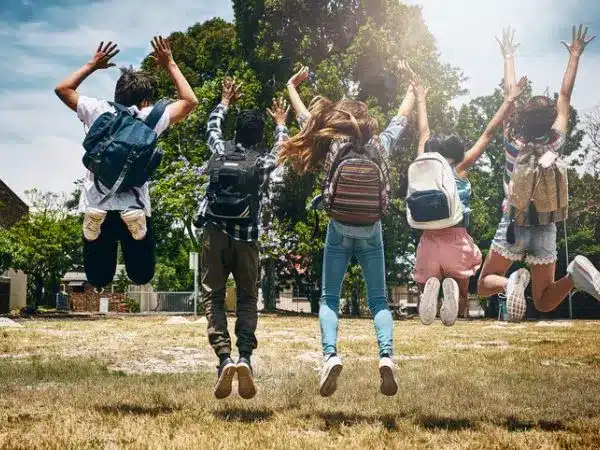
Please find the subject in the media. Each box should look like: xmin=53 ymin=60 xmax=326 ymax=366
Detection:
xmin=76 ymin=96 xmax=171 ymax=216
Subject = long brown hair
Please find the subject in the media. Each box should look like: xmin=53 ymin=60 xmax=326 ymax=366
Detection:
xmin=278 ymin=96 xmax=379 ymax=173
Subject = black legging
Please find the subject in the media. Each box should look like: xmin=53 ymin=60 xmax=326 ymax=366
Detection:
xmin=83 ymin=211 xmax=156 ymax=288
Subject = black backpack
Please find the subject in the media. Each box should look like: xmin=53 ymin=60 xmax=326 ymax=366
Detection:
xmin=204 ymin=141 xmax=265 ymax=222
xmin=82 ymin=100 xmax=170 ymax=201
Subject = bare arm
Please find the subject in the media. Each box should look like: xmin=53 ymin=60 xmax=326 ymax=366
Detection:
xmin=150 ymin=36 xmax=198 ymax=125
xmin=496 ymin=27 xmax=519 ymax=100
xmin=456 ymin=76 xmax=527 ymax=176
xmin=287 ymin=66 xmax=311 ymax=120
xmin=553 ymin=25 xmax=596 ymax=133
xmin=400 ymin=60 xmax=430 ymax=155
xmin=54 ymin=42 xmax=119 ymax=111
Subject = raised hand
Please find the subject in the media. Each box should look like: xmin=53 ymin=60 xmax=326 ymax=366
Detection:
xmin=150 ymin=36 xmax=174 ymax=68
xmin=266 ymin=96 xmax=290 ymax=126
xmin=90 ymin=41 xmax=119 ymax=70
xmin=288 ymin=66 xmax=310 ymax=88
xmin=506 ymin=76 xmax=528 ymax=102
xmin=496 ymin=27 xmax=520 ymax=58
xmin=221 ymin=77 xmax=243 ymax=107
xmin=561 ymin=24 xmax=596 ymax=56
xmin=399 ymin=60 xmax=428 ymax=99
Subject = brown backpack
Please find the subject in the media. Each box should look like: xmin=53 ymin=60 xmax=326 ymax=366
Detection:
xmin=507 ymin=141 xmax=568 ymax=226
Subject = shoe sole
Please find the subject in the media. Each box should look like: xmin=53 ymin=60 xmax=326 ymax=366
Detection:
xmin=319 ymin=363 xmax=342 ymax=397
xmin=440 ymin=279 xmax=459 ymax=327
xmin=379 ymin=365 xmax=398 ymax=396
xmin=507 ymin=270 xmax=530 ymax=323
xmin=214 ymin=364 xmax=236 ymax=399
xmin=574 ymin=256 xmax=600 ymax=301
xmin=237 ymin=363 xmax=257 ymax=400
xmin=419 ymin=278 xmax=440 ymax=325
xmin=120 ymin=211 xmax=147 ymax=241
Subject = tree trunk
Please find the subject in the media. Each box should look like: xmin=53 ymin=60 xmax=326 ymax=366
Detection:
xmin=262 ymin=258 xmax=277 ymax=312
xmin=351 ymin=281 xmax=361 ymax=317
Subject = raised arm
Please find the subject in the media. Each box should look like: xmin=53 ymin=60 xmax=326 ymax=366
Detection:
xmin=267 ymin=96 xmax=291 ymax=155
xmin=496 ymin=27 xmax=519 ymax=100
xmin=54 ymin=41 xmax=119 ymax=111
xmin=400 ymin=61 xmax=430 ymax=155
xmin=456 ymin=76 xmax=527 ymax=176
xmin=150 ymin=36 xmax=198 ymax=125
xmin=206 ymin=77 xmax=242 ymax=154
xmin=553 ymin=25 xmax=596 ymax=133
xmin=287 ymin=66 xmax=311 ymax=121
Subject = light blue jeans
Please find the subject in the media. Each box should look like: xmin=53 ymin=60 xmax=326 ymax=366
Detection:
xmin=320 ymin=219 xmax=393 ymax=357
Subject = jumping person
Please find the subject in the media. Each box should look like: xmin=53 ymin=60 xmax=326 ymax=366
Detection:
xmin=478 ymin=25 xmax=600 ymax=321
xmin=408 ymin=64 xmax=527 ymax=325
xmin=54 ymin=37 xmax=198 ymax=289
xmin=280 ymin=63 xmax=416 ymax=397
xmin=197 ymin=78 xmax=290 ymax=399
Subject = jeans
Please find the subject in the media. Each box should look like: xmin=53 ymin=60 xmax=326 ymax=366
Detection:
xmin=83 ymin=212 xmax=155 ymax=287
xmin=320 ymin=219 xmax=393 ymax=357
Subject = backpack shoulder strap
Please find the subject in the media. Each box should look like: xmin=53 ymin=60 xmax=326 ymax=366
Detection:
xmin=108 ymin=102 xmax=133 ymax=116
xmin=144 ymin=99 xmax=172 ymax=130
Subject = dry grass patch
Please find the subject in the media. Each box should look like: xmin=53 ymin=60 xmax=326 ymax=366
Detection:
xmin=1 ymin=316 xmax=600 ymax=449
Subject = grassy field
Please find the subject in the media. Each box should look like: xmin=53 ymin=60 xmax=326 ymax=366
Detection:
xmin=1 ymin=315 xmax=600 ymax=449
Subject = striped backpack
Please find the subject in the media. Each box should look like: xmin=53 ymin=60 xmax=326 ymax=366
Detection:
xmin=322 ymin=138 xmax=391 ymax=225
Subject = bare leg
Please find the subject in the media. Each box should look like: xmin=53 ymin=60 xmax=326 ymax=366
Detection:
xmin=530 ymin=263 xmax=574 ymax=312
xmin=477 ymin=250 xmax=514 ymax=297
xmin=456 ymin=278 xmax=470 ymax=318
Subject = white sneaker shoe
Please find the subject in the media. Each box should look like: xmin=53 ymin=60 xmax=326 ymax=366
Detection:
xmin=120 ymin=210 xmax=147 ymax=240
xmin=419 ymin=277 xmax=440 ymax=325
xmin=440 ymin=278 xmax=459 ymax=327
xmin=379 ymin=356 xmax=398 ymax=396
xmin=568 ymin=255 xmax=600 ymax=301
xmin=319 ymin=354 xmax=343 ymax=397
xmin=83 ymin=208 xmax=107 ymax=241
xmin=506 ymin=268 xmax=531 ymax=323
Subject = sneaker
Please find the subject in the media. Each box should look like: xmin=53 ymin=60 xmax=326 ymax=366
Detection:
xmin=379 ymin=356 xmax=398 ymax=396
xmin=214 ymin=357 xmax=236 ymax=399
xmin=419 ymin=277 xmax=440 ymax=325
xmin=83 ymin=208 xmax=107 ymax=241
xmin=120 ymin=210 xmax=147 ymax=241
xmin=319 ymin=353 xmax=343 ymax=397
xmin=236 ymin=357 xmax=257 ymax=400
xmin=440 ymin=278 xmax=459 ymax=327
xmin=568 ymin=255 xmax=600 ymax=301
xmin=505 ymin=268 xmax=531 ymax=323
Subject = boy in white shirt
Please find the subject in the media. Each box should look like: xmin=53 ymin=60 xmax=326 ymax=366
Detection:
xmin=55 ymin=37 xmax=198 ymax=288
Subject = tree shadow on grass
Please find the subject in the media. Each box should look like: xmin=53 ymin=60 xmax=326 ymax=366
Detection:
xmin=213 ymin=407 xmax=274 ymax=423
xmin=417 ymin=415 xmax=476 ymax=431
xmin=503 ymin=416 xmax=566 ymax=432
xmin=307 ymin=412 xmax=399 ymax=432
xmin=96 ymin=404 xmax=180 ymax=416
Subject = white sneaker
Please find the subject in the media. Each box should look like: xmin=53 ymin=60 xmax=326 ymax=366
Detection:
xmin=568 ymin=255 xmax=600 ymax=301
xmin=83 ymin=208 xmax=107 ymax=241
xmin=319 ymin=354 xmax=343 ymax=397
xmin=440 ymin=278 xmax=459 ymax=327
xmin=506 ymin=268 xmax=531 ymax=323
xmin=120 ymin=210 xmax=147 ymax=240
xmin=379 ymin=356 xmax=398 ymax=396
xmin=419 ymin=277 xmax=440 ymax=325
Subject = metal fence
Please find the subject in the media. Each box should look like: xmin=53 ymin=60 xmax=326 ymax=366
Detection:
xmin=128 ymin=290 xmax=197 ymax=313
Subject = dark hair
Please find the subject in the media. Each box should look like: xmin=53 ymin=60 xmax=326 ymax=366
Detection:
xmin=235 ymin=109 xmax=266 ymax=147
xmin=114 ymin=67 xmax=156 ymax=107
xmin=424 ymin=134 xmax=466 ymax=163
xmin=510 ymin=96 xmax=557 ymax=141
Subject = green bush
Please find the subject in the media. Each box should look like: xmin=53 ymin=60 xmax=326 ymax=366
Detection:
xmin=124 ymin=297 xmax=140 ymax=313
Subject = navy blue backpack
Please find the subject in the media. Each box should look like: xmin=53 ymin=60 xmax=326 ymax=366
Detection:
xmin=82 ymin=99 xmax=170 ymax=202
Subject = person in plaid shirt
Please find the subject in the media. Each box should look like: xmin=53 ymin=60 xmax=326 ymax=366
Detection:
xmin=478 ymin=25 xmax=600 ymax=322
xmin=200 ymin=77 xmax=289 ymax=400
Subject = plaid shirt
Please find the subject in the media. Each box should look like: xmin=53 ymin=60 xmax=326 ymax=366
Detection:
xmin=199 ymin=103 xmax=288 ymax=242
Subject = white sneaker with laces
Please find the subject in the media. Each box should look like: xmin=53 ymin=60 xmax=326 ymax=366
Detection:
xmin=440 ymin=278 xmax=459 ymax=327
xmin=419 ymin=277 xmax=440 ymax=325
xmin=319 ymin=354 xmax=343 ymax=397
xmin=506 ymin=268 xmax=531 ymax=323
xmin=120 ymin=210 xmax=147 ymax=241
xmin=568 ymin=255 xmax=600 ymax=301
xmin=379 ymin=356 xmax=398 ymax=396
xmin=83 ymin=208 xmax=107 ymax=241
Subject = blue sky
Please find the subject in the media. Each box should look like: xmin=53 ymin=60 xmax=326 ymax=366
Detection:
xmin=1 ymin=0 xmax=600 ymax=199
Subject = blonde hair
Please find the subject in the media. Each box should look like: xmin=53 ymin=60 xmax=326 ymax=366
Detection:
xmin=278 ymin=96 xmax=379 ymax=174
